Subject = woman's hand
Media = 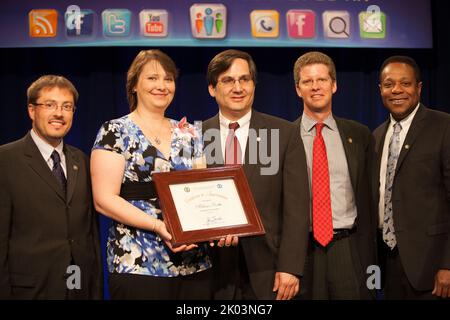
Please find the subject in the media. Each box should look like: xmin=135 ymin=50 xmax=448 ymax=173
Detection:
xmin=153 ymin=219 xmax=198 ymax=253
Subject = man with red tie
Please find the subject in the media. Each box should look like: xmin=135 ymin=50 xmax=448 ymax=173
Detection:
xmin=203 ymin=49 xmax=310 ymax=300
xmin=293 ymin=51 xmax=377 ymax=299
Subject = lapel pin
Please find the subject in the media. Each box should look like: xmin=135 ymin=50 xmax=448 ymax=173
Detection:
xmin=73 ymin=165 xmax=78 ymax=171
xmin=348 ymin=138 xmax=353 ymax=144
xmin=404 ymin=144 xmax=410 ymax=150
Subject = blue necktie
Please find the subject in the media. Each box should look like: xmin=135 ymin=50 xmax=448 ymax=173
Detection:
xmin=51 ymin=150 xmax=67 ymax=195
xmin=383 ymin=122 xmax=402 ymax=249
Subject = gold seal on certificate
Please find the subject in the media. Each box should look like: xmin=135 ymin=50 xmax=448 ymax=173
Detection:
xmin=152 ymin=165 xmax=265 ymax=246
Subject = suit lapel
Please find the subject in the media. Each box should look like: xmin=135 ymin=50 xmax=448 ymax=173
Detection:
xmin=373 ymin=121 xmax=389 ymax=202
xmin=395 ymin=105 xmax=427 ymax=175
xmin=64 ymin=145 xmax=80 ymax=204
xmin=23 ymin=133 xmax=66 ymax=201
xmin=203 ymin=114 xmax=225 ymax=168
xmin=375 ymin=121 xmax=389 ymax=177
xmin=244 ymin=111 xmax=266 ymax=182
xmin=335 ymin=117 xmax=358 ymax=191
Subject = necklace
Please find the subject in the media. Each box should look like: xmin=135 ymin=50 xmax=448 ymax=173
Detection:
xmin=135 ymin=111 xmax=166 ymax=145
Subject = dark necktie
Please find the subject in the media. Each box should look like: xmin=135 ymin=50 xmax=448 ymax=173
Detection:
xmin=312 ymin=123 xmax=333 ymax=247
xmin=51 ymin=150 xmax=67 ymax=194
xmin=225 ymin=122 xmax=242 ymax=165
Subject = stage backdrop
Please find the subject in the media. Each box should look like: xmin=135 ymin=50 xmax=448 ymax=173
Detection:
xmin=0 ymin=0 xmax=448 ymax=299
xmin=1 ymin=0 xmax=432 ymax=48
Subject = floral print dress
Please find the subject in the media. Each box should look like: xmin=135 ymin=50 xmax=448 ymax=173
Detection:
xmin=92 ymin=115 xmax=211 ymax=277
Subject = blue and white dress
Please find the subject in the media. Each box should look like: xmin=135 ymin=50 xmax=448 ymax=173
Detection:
xmin=92 ymin=115 xmax=211 ymax=277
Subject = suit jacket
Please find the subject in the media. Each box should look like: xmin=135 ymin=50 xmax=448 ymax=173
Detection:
xmin=294 ymin=115 xmax=377 ymax=299
xmin=373 ymin=104 xmax=450 ymax=291
xmin=203 ymin=110 xmax=310 ymax=299
xmin=0 ymin=132 xmax=102 ymax=299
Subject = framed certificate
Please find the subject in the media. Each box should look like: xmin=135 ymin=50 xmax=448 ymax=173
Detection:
xmin=152 ymin=165 xmax=265 ymax=246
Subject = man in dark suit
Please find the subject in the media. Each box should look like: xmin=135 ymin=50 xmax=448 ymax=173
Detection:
xmin=293 ymin=51 xmax=376 ymax=299
xmin=0 ymin=75 xmax=102 ymax=299
xmin=203 ymin=49 xmax=310 ymax=300
xmin=374 ymin=55 xmax=450 ymax=299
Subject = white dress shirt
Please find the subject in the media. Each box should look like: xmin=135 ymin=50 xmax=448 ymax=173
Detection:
xmin=30 ymin=128 xmax=67 ymax=177
xmin=378 ymin=103 xmax=420 ymax=228
xmin=219 ymin=110 xmax=252 ymax=164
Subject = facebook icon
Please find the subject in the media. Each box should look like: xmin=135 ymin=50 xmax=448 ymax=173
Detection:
xmin=65 ymin=5 xmax=94 ymax=37
xmin=286 ymin=10 xmax=316 ymax=38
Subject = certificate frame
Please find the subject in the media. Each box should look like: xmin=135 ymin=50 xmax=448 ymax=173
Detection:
xmin=152 ymin=165 xmax=265 ymax=246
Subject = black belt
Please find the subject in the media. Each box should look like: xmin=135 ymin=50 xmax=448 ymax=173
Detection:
xmin=119 ymin=182 xmax=157 ymax=200
xmin=332 ymin=228 xmax=357 ymax=241
xmin=309 ymin=227 xmax=356 ymax=243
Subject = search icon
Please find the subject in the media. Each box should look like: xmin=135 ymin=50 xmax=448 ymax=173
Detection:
xmin=323 ymin=11 xmax=350 ymax=38
xmin=329 ymin=16 xmax=349 ymax=36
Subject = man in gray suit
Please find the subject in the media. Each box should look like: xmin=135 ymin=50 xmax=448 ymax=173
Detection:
xmin=0 ymin=75 xmax=102 ymax=299
xmin=293 ymin=51 xmax=376 ymax=299
xmin=374 ymin=55 xmax=450 ymax=299
xmin=203 ymin=49 xmax=310 ymax=300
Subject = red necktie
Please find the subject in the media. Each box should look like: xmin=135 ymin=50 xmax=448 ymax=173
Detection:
xmin=312 ymin=123 xmax=333 ymax=247
xmin=225 ymin=122 xmax=242 ymax=165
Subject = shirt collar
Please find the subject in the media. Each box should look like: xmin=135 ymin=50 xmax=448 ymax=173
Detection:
xmin=219 ymin=109 xmax=252 ymax=129
xmin=30 ymin=128 xmax=64 ymax=161
xmin=389 ymin=102 xmax=420 ymax=128
xmin=301 ymin=112 xmax=337 ymax=133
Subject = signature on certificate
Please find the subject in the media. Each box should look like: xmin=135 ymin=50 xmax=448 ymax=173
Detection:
xmin=205 ymin=215 xmax=223 ymax=227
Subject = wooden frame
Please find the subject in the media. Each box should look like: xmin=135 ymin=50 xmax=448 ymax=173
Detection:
xmin=152 ymin=165 xmax=265 ymax=246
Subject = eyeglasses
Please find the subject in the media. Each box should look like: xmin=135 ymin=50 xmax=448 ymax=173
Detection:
xmin=33 ymin=101 xmax=76 ymax=112
xmin=218 ymin=75 xmax=253 ymax=88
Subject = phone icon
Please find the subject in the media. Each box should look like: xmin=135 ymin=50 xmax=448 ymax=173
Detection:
xmin=259 ymin=18 xmax=273 ymax=32
xmin=250 ymin=10 xmax=279 ymax=38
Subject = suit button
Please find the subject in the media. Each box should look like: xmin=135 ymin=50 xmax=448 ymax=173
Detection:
xmin=68 ymin=239 xmax=74 ymax=244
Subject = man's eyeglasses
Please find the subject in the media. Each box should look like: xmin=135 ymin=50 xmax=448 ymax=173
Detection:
xmin=218 ymin=75 xmax=253 ymax=88
xmin=32 ymin=101 xmax=76 ymax=112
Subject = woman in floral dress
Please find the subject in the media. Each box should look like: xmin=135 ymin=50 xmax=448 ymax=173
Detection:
xmin=90 ymin=50 xmax=213 ymax=299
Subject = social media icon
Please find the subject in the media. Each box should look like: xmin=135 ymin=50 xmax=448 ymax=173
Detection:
xmin=359 ymin=5 xmax=386 ymax=39
xmin=139 ymin=10 xmax=168 ymax=37
xmin=286 ymin=10 xmax=315 ymax=38
xmin=102 ymin=9 xmax=131 ymax=37
xmin=65 ymin=5 xmax=94 ymax=37
xmin=29 ymin=9 xmax=58 ymax=38
xmin=190 ymin=4 xmax=227 ymax=39
xmin=323 ymin=11 xmax=350 ymax=39
xmin=250 ymin=10 xmax=279 ymax=38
